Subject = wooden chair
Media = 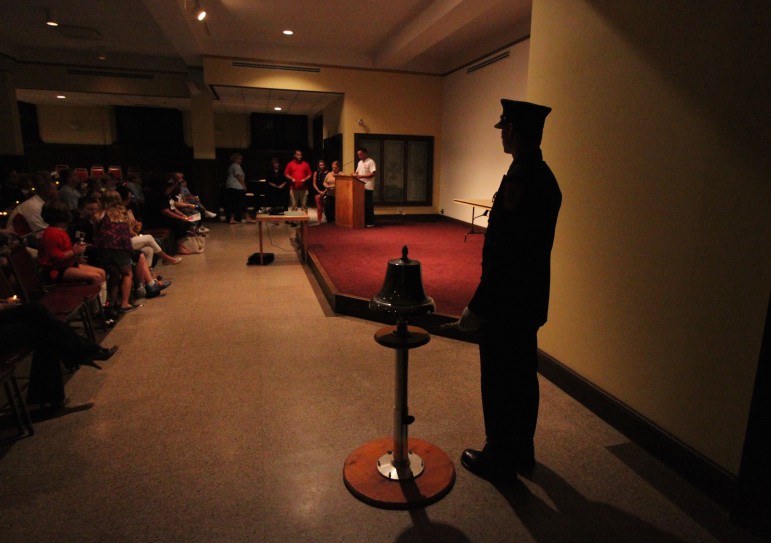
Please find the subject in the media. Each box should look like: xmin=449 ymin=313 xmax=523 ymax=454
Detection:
xmin=0 ymin=349 xmax=34 ymax=440
xmin=5 ymin=245 xmax=102 ymax=342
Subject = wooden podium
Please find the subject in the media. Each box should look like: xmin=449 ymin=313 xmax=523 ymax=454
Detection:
xmin=335 ymin=175 xmax=365 ymax=229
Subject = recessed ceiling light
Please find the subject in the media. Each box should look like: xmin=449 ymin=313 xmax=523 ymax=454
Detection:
xmin=195 ymin=1 xmax=206 ymax=21
xmin=56 ymin=95 xmax=66 ymax=99
xmin=45 ymin=8 xmax=59 ymax=26
xmin=274 ymin=107 xmax=282 ymax=111
xmin=283 ymin=30 xmax=293 ymax=36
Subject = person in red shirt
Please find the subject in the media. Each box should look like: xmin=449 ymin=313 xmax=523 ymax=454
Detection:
xmin=284 ymin=149 xmax=312 ymax=212
xmin=39 ymin=200 xmax=105 ymax=286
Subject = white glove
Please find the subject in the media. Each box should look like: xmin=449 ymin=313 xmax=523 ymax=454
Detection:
xmin=457 ymin=306 xmax=483 ymax=332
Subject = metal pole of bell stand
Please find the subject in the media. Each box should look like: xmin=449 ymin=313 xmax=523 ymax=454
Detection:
xmin=376 ymin=316 xmax=425 ymax=480
xmin=392 ymin=316 xmax=409 ymax=469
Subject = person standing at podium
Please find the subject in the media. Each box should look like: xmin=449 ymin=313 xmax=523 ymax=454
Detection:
xmin=284 ymin=149 xmax=312 ymax=212
xmin=353 ymin=147 xmax=377 ymax=227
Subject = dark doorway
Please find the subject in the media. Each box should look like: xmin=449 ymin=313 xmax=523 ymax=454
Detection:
xmin=323 ymin=134 xmax=343 ymax=169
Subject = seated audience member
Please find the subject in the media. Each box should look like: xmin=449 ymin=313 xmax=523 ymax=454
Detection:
xmin=57 ymin=169 xmax=82 ymax=211
xmin=323 ymin=160 xmax=341 ymax=224
xmin=143 ymin=174 xmax=196 ymax=255
xmin=69 ymin=193 xmax=170 ymax=300
xmin=94 ymin=191 xmax=139 ymax=313
xmin=101 ymin=174 xmax=118 ymax=192
xmin=85 ymin=176 xmax=104 ymax=196
xmin=0 ymin=301 xmax=117 ymax=409
xmin=7 ymin=176 xmax=59 ymax=238
xmin=67 ymin=194 xmax=106 ymax=273
xmin=39 ymin=200 xmax=105 ymax=286
xmin=173 ymin=171 xmax=217 ymax=220
xmin=116 ymin=185 xmax=181 ymax=266
xmin=124 ymin=174 xmax=145 ymax=207
xmin=166 ymin=173 xmax=205 ymax=233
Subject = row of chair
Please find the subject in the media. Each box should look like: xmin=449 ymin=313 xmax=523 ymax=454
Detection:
xmin=1 ymin=244 xmax=104 ymax=344
xmin=0 ymin=347 xmax=35 ymax=440
xmin=55 ymin=165 xmax=123 ymax=181
xmin=1 ymin=243 xmax=105 ymax=440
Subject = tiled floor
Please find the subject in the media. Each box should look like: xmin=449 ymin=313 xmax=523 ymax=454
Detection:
xmin=0 ymin=220 xmax=763 ymax=542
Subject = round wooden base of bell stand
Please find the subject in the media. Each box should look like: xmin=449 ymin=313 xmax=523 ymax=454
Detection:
xmin=343 ymin=436 xmax=455 ymax=509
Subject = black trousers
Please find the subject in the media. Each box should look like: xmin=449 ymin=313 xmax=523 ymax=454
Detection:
xmin=479 ymin=319 xmax=540 ymax=459
xmin=225 ymin=188 xmax=246 ymax=221
xmin=324 ymin=196 xmax=336 ymax=224
xmin=364 ymin=190 xmax=374 ymax=226
xmin=0 ymin=303 xmax=90 ymax=404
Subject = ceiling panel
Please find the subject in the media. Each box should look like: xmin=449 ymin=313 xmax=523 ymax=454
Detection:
xmin=2 ymin=0 xmax=530 ymax=113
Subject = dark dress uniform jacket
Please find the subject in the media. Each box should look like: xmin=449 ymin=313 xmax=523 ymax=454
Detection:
xmin=468 ymin=150 xmax=561 ymax=327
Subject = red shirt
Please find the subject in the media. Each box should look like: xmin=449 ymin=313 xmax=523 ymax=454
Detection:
xmin=39 ymin=227 xmax=76 ymax=270
xmin=284 ymin=160 xmax=312 ymax=190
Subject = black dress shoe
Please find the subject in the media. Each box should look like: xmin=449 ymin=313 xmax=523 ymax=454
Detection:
xmin=29 ymin=397 xmax=71 ymax=411
xmin=461 ymin=447 xmax=532 ymax=481
xmin=49 ymin=397 xmax=71 ymax=410
xmin=93 ymin=345 xmax=118 ymax=361
xmin=461 ymin=448 xmax=516 ymax=482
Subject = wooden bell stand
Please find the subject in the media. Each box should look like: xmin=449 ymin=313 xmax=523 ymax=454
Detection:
xmin=343 ymin=317 xmax=455 ymax=509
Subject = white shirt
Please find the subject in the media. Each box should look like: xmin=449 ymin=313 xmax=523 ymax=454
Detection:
xmin=226 ymin=162 xmax=245 ymax=191
xmin=7 ymin=194 xmax=47 ymax=234
xmin=356 ymin=157 xmax=377 ymax=191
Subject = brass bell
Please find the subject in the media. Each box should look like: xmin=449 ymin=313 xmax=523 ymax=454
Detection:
xmin=370 ymin=246 xmax=435 ymax=317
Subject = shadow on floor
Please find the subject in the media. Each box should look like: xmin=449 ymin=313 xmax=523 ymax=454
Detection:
xmin=494 ymin=463 xmax=689 ymax=543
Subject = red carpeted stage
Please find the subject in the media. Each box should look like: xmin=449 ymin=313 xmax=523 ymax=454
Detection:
xmin=306 ymin=216 xmax=483 ymax=331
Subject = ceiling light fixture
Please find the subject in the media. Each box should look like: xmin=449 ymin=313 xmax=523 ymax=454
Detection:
xmin=45 ymin=8 xmax=59 ymax=27
xmin=97 ymin=47 xmax=107 ymax=61
xmin=274 ymin=107 xmax=282 ymax=111
xmin=283 ymin=30 xmax=293 ymax=36
xmin=56 ymin=95 xmax=66 ymax=99
xmin=195 ymin=1 xmax=206 ymax=21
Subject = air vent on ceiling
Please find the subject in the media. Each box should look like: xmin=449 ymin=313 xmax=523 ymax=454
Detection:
xmin=232 ymin=61 xmax=320 ymax=73
xmin=467 ymin=51 xmax=510 ymax=74
xmin=66 ymin=69 xmax=154 ymax=80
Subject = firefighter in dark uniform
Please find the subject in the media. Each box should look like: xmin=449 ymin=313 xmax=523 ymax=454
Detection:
xmin=456 ymin=99 xmax=562 ymax=481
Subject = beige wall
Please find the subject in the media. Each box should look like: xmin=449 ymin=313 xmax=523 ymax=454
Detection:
xmin=440 ymin=41 xmax=530 ymax=223
xmin=214 ymin=113 xmax=251 ymax=149
xmin=529 ymin=0 xmax=771 ymax=473
xmin=321 ymin=95 xmax=344 ymax=142
xmin=185 ymin=112 xmax=251 ymax=150
xmin=37 ymin=104 xmax=116 ymax=145
xmin=202 ymin=58 xmax=443 ymax=214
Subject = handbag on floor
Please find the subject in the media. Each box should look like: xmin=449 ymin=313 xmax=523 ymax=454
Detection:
xmin=183 ymin=234 xmax=205 ymax=254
